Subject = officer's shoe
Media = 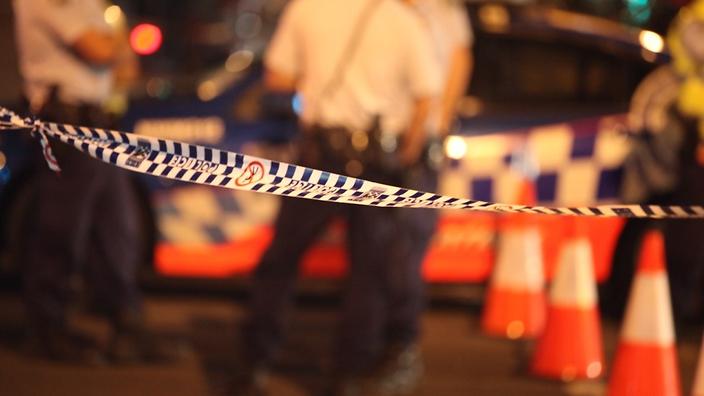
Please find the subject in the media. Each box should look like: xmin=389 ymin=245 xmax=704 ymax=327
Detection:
xmin=25 ymin=326 xmax=105 ymax=366
xmin=371 ymin=342 xmax=423 ymax=395
xmin=107 ymin=311 xmax=185 ymax=364
xmin=229 ymin=364 xmax=270 ymax=396
xmin=321 ymin=376 xmax=368 ymax=396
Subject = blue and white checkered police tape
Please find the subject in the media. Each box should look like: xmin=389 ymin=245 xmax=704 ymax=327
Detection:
xmin=2 ymin=106 xmax=703 ymax=219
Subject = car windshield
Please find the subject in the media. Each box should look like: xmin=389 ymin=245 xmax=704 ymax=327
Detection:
xmin=0 ymin=0 xmax=678 ymax=128
xmin=545 ymin=0 xmax=679 ymax=31
xmin=111 ymin=0 xmax=676 ymax=98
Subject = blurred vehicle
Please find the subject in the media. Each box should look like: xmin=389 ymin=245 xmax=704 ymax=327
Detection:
xmin=0 ymin=0 xmax=679 ymax=290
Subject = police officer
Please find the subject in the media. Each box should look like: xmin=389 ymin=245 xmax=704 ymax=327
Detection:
xmin=377 ymin=0 xmax=473 ymax=392
xmin=603 ymin=0 xmax=704 ymax=323
xmin=655 ymin=0 xmax=704 ymax=323
xmin=13 ymin=0 xmax=155 ymax=363
xmin=239 ymin=0 xmax=442 ymax=394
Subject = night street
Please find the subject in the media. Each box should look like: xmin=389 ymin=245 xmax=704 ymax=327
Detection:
xmin=0 ymin=291 xmax=700 ymax=396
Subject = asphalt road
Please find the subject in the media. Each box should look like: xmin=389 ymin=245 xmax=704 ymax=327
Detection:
xmin=0 ymin=291 xmax=701 ymax=396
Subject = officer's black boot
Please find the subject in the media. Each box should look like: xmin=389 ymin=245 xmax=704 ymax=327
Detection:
xmin=229 ymin=363 xmax=270 ymax=396
xmin=369 ymin=342 xmax=423 ymax=395
xmin=107 ymin=309 xmax=184 ymax=364
xmin=24 ymin=323 xmax=105 ymax=366
xmin=322 ymin=376 xmax=368 ymax=396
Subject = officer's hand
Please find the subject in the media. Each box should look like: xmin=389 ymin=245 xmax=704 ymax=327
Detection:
xmin=398 ymin=138 xmax=425 ymax=167
xmin=400 ymin=97 xmax=432 ymax=166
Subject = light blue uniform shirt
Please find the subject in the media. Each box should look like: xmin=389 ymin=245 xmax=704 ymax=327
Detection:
xmin=13 ymin=0 xmax=113 ymax=107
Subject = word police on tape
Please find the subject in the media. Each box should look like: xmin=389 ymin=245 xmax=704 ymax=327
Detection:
xmin=1 ymin=106 xmax=703 ymax=219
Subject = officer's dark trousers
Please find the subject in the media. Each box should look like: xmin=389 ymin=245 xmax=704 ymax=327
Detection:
xmin=247 ymin=196 xmax=396 ymax=373
xmin=385 ymin=164 xmax=438 ymax=347
xmin=602 ymin=115 xmax=704 ymax=323
xmin=23 ymin=112 xmax=141 ymax=330
xmin=246 ymin=163 xmax=438 ymax=374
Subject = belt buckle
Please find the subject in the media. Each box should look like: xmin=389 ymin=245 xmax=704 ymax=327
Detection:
xmin=350 ymin=130 xmax=369 ymax=152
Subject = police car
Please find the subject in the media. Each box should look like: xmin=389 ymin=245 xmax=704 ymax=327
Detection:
xmin=0 ymin=0 xmax=673 ymax=290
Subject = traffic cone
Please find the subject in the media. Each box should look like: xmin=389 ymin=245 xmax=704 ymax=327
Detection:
xmin=482 ymin=179 xmax=546 ymax=339
xmin=607 ymin=230 xmax=681 ymax=396
xmin=531 ymin=218 xmax=604 ymax=381
xmin=692 ymin=333 xmax=704 ymax=396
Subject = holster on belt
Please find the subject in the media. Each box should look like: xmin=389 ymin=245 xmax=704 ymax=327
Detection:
xmin=299 ymin=118 xmax=444 ymax=184
xmin=300 ymin=116 xmax=404 ymax=183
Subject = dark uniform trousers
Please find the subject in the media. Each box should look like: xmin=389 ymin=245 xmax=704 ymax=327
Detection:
xmin=385 ymin=163 xmax=438 ymax=348
xmin=246 ymin=135 xmax=438 ymax=374
xmin=663 ymin=113 xmax=704 ymax=322
xmin=23 ymin=103 xmax=142 ymax=330
xmin=602 ymin=111 xmax=704 ymax=322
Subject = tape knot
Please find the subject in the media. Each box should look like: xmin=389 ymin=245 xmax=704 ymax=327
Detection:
xmin=23 ymin=115 xmax=43 ymax=136
xmin=23 ymin=115 xmax=62 ymax=173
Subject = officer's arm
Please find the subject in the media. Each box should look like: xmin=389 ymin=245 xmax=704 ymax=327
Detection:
xmin=73 ymin=30 xmax=119 ymax=66
xmin=263 ymin=0 xmax=300 ymax=93
xmin=400 ymin=12 xmax=443 ymax=166
xmin=399 ymin=97 xmax=433 ymax=166
xmin=437 ymin=46 xmax=473 ymax=135
xmin=264 ymin=68 xmax=297 ymax=92
xmin=437 ymin=3 xmax=474 ymax=135
xmin=34 ymin=0 xmax=120 ymax=66
xmin=112 ymin=27 xmax=140 ymax=88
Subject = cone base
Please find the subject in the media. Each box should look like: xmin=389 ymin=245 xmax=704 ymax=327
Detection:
xmin=607 ymin=342 xmax=681 ymax=396
xmin=692 ymin=338 xmax=704 ymax=396
xmin=531 ymin=306 xmax=603 ymax=381
xmin=481 ymin=288 xmax=546 ymax=339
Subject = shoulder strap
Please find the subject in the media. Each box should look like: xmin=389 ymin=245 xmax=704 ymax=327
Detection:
xmin=317 ymin=0 xmax=385 ymax=105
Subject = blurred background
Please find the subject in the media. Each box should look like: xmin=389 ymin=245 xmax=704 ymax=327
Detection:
xmin=1 ymin=0 xmax=703 ymax=395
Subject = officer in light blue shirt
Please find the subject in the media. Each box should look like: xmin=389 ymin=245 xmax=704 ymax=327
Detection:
xmin=239 ymin=0 xmax=442 ymax=394
xmin=14 ymin=0 xmax=124 ymax=110
xmin=14 ymin=0 xmax=166 ymax=364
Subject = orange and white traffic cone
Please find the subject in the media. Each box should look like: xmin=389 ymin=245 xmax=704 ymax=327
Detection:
xmin=482 ymin=180 xmax=546 ymax=339
xmin=531 ymin=218 xmax=604 ymax=381
xmin=607 ymin=230 xmax=681 ymax=396
xmin=692 ymin=333 xmax=704 ymax=396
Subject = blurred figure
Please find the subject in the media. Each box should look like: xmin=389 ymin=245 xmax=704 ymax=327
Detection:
xmin=603 ymin=0 xmax=704 ymax=323
xmin=238 ymin=0 xmax=442 ymax=395
xmin=660 ymin=0 xmax=704 ymax=323
xmin=13 ymin=0 xmax=163 ymax=363
xmin=377 ymin=0 xmax=473 ymax=393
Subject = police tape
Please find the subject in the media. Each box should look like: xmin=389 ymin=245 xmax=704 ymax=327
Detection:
xmin=1 ymin=106 xmax=703 ymax=219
